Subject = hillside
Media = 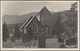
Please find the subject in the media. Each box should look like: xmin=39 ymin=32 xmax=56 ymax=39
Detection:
xmin=3 ymin=11 xmax=55 ymax=25
xmin=3 ymin=10 xmax=77 ymax=35
xmin=3 ymin=12 xmax=38 ymax=24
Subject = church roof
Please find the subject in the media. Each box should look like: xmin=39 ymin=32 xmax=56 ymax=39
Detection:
xmin=20 ymin=16 xmax=43 ymax=29
xmin=20 ymin=16 xmax=33 ymax=29
xmin=39 ymin=6 xmax=51 ymax=15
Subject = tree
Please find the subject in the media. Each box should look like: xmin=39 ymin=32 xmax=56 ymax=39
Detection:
xmin=71 ymin=2 xmax=77 ymax=9
xmin=62 ymin=6 xmax=77 ymax=46
xmin=70 ymin=2 xmax=77 ymax=11
xmin=3 ymin=22 xmax=9 ymax=41
xmin=53 ymin=13 xmax=65 ymax=38
xmin=14 ymin=24 xmax=21 ymax=38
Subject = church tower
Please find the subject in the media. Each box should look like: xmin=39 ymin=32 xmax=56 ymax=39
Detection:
xmin=39 ymin=6 xmax=51 ymax=26
xmin=38 ymin=6 xmax=52 ymax=37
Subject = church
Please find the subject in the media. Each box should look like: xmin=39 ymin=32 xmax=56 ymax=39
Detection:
xmin=20 ymin=6 xmax=57 ymax=42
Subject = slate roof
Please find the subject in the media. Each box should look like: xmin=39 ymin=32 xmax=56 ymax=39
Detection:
xmin=20 ymin=16 xmax=44 ymax=29
xmin=20 ymin=16 xmax=33 ymax=29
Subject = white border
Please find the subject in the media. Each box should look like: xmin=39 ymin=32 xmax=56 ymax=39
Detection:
xmin=1 ymin=1 xmax=79 ymax=50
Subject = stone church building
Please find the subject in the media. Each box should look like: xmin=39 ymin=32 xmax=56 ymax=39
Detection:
xmin=20 ymin=16 xmax=44 ymax=42
xmin=20 ymin=6 xmax=57 ymax=42
xmin=40 ymin=7 xmax=52 ymax=37
xmin=37 ymin=6 xmax=55 ymax=37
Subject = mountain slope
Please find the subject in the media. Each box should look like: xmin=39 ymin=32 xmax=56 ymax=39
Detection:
xmin=3 ymin=12 xmax=38 ymax=24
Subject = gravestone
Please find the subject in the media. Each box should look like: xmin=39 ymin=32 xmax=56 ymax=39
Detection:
xmin=38 ymin=36 xmax=46 ymax=48
xmin=11 ymin=36 xmax=15 ymax=42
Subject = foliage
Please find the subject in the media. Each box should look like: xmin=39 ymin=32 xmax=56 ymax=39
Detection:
xmin=63 ymin=10 xmax=77 ymax=39
xmin=3 ymin=22 xmax=9 ymax=41
xmin=53 ymin=9 xmax=77 ymax=42
xmin=53 ymin=13 xmax=65 ymax=38
xmin=14 ymin=24 xmax=21 ymax=38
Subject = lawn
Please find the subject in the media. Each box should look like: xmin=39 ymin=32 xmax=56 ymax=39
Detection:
xmin=3 ymin=38 xmax=60 ymax=48
xmin=46 ymin=38 xmax=60 ymax=48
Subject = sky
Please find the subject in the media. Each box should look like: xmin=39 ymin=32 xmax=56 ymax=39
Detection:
xmin=2 ymin=1 xmax=76 ymax=16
